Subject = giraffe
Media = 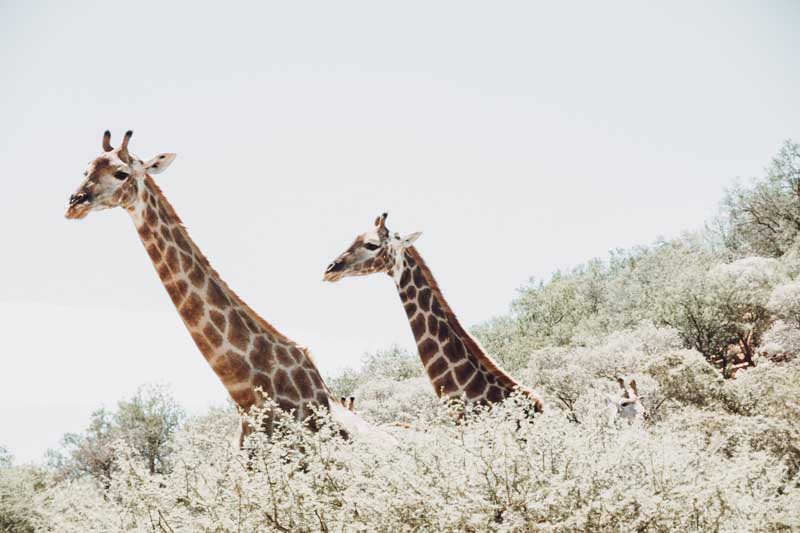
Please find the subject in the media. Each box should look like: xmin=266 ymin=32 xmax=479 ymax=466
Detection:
xmin=323 ymin=213 xmax=543 ymax=413
xmin=609 ymin=378 xmax=648 ymax=421
xmin=65 ymin=130 xmax=367 ymax=442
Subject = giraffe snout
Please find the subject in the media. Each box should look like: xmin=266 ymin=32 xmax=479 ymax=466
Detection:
xmin=323 ymin=260 xmax=346 ymax=282
xmin=65 ymin=191 xmax=94 ymax=219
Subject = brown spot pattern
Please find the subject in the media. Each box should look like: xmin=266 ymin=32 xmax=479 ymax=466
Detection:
xmin=191 ymin=331 xmax=215 ymax=360
xmin=188 ymin=265 xmax=205 ymax=288
xmin=252 ymin=372 xmax=275 ymax=399
xmin=453 ymin=361 xmax=474 ymax=385
xmin=230 ymin=389 xmax=256 ymax=409
xmin=157 ymin=263 xmax=172 ymax=282
xmin=427 ymin=356 xmax=448 ymax=378
xmin=212 ymin=351 xmax=251 ymax=385
xmin=172 ymin=228 xmax=192 ymax=253
xmin=434 ymin=372 xmax=458 ymax=395
xmin=227 ymin=308 xmax=249 ymax=351
xmin=444 ymin=337 xmax=465 ymax=362
xmin=146 ymin=243 xmax=162 ymax=262
xmin=419 ymin=338 xmax=438 ymax=362
xmin=210 ymin=310 xmax=226 ymax=331
xmin=145 ymin=206 xmax=158 ymax=226
xmin=466 ymin=372 xmax=488 ymax=397
xmin=412 ymin=267 xmax=424 ymax=288
xmin=179 ymin=293 xmax=204 ymax=326
xmin=138 ymin=224 xmax=152 ymax=241
xmin=180 ymin=252 xmax=194 ymax=272
xmin=292 ymin=367 xmax=313 ymax=398
xmin=418 ymin=288 xmax=432 ymax=311
xmin=203 ymin=323 xmax=223 ymax=347
xmin=427 ymin=315 xmax=439 ymax=338
xmin=275 ymin=346 xmax=294 ymax=367
xmin=249 ymin=336 xmax=273 ymax=368
xmin=410 ymin=314 xmax=426 ymax=339
xmin=405 ymin=285 xmax=416 ymax=300
xmin=165 ymin=247 xmax=180 ymax=273
xmin=207 ymin=279 xmax=230 ymax=308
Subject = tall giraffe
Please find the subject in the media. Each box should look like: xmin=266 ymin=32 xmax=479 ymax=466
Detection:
xmin=323 ymin=213 xmax=543 ymax=413
xmin=65 ymin=130 xmax=365 ymax=440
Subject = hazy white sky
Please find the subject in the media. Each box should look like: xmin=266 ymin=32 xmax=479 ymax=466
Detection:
xmin=1 ymin=1 xmax=797 ymax=462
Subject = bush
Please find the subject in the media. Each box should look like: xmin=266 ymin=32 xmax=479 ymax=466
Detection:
xmin=30 ymin=397 xmax=800 ymax=532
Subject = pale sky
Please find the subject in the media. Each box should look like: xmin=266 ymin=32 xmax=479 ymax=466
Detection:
xmin=1 ymin=1 xmax=797 ymax=462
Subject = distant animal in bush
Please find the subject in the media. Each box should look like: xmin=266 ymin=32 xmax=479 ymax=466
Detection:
xmin=609 ymin=378 xmax=649 ymax=421
xmin=324 ymin=212 xmax=543 ymax=414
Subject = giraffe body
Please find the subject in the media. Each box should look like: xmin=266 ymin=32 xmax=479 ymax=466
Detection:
xmin=324 ymin=213 xmax=543 ymax=412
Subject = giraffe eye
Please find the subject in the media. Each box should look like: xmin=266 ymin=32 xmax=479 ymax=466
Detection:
xmin=113 ymin=171 xmax=130 ymax=180
xmin=364 ymin=243 xmax=381 ymax=251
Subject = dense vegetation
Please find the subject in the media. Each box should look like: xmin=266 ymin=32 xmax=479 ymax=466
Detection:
xmin=2 ymin=142 xmax=799 ymax=532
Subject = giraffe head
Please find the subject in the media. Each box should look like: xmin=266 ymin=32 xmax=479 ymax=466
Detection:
xmin=65 ymin=130 xmax=176 ymax=220
xmin=323 ymin=213 xmax=422 ymax=282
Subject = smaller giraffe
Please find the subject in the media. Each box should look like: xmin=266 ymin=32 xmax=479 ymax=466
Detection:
xmin=323 ymin=213 xmax=543 ymax=413
xmin=609 ymin=378 xmax=648 ymax=421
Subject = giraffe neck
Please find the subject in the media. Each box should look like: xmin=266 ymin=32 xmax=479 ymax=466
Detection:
xmin=392 ymin=246 xmax=540 ymax=407
xmin=126 ymin=176 xmax=333 ymax=418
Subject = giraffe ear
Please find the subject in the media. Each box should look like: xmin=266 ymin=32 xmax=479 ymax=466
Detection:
xmin=145 ymin=153 xmax=177 ymax=174
xmin=401 ymin=232 xmax=422 ymax=247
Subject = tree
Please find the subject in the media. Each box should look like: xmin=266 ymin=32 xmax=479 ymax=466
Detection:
xmin=723 ymin=140 xmax=800 ymax=257
xmin=50 ymin=384 xmax=184 ymax=483
xmin=0 ymin=447 xmax=10 ymax=468
xmin=115 ymin=383 xmax=185 ymax=475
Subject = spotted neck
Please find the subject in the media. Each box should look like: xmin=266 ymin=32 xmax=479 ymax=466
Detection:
xmin=126 ymin=176 xmax=333 ymax=419
xmin=392 ymin=246 xmax=542 ymax=409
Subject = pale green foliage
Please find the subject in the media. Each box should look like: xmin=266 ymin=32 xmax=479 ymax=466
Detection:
xmin=115 ymin=383 xmax=185 ymax=474
xmin=768 ymin=280 xmax=800 ymax=326
xmin=721 ymin=359 xmax=800 ymax=422
xmin=0 ymin=446 xmax=11 ymax=468
xmin=0 ymin=464 xmax=43 ymax=533
xmin=723 ymin=140 xmax=800 ymax=257
xmin=351 ymin=376 xmax=438 ymax=425
xmin=761 ymin=320 xmax=800 ymax=358
xmin=48 ymin=383 xmax=184 ymax=483
xmin=328 ymin=344 xmax=423 ymax=398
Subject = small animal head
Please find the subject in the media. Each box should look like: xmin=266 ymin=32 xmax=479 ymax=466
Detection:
xmin=65 ymin=130 xmax=176 ymax=220
xmin=612 ymin=377 xmax=649 ymax=421
xmin=323 ymin=213 xmax=421 ymax=282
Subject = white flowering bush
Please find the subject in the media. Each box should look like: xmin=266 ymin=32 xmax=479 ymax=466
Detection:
xmin=9 ymin=319 xmax=800 ymax=532
xmin=768 ymin=281 xmax=800 ymax=326
xmin=761 ymin=320 xmax=800 ymax=359
xmin=23 ymin=390 xmax=799 ymax=532
xmin=0 ymin=463 xmax=41 ymax=533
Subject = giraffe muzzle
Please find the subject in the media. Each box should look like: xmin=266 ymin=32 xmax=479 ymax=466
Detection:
xmin=65 ymin=191 xmax=94 ymax=219
xmin=323 ymin=261 xmax=345 ymax=282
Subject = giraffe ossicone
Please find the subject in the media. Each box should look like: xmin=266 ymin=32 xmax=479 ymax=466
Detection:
xmin=324 ymin=213 xmax=544 ymax=413
xmin=65 ymin=130 xmax=371 ymax=440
